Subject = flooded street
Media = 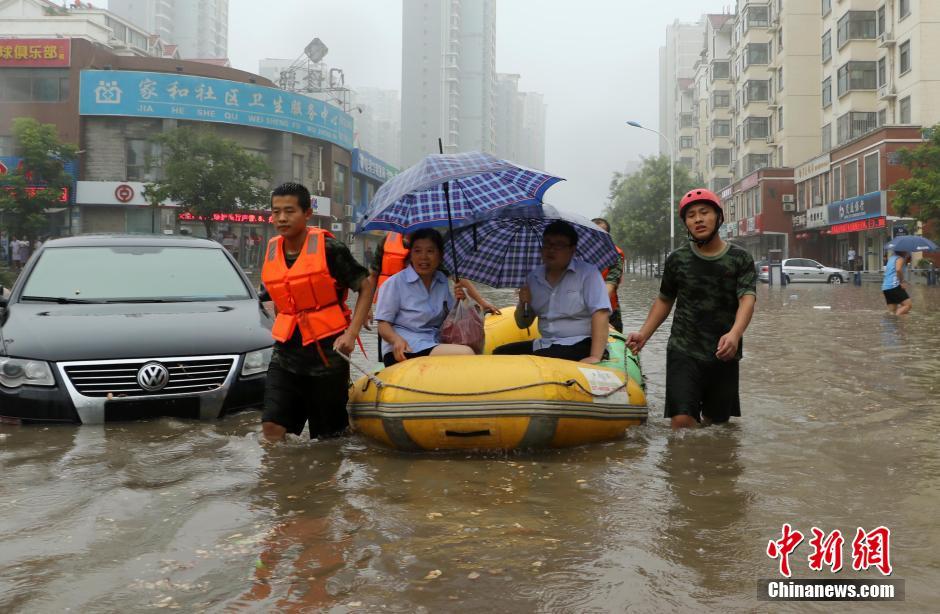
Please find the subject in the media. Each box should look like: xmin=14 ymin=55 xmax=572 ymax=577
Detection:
xmin=2 ymin=277 xmax=939 ymax=612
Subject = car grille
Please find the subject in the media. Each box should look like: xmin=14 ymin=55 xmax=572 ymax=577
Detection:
xmin=63 ymin=357 xmax=235 ymax=398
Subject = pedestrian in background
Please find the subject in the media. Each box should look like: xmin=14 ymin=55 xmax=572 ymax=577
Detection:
xmin=882 ymin=250 xmax=912 ymax=315
xmin=847 ymin=247 xmax=857 ymax=271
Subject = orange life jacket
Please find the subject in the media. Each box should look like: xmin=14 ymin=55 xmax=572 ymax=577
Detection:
xmin=601 ymin=246 xmax=626 ymax=310
xmin=374 ymin=232 xmax=409 ymax=304
xmin=261 ymin=228 xmax=350 ymax=345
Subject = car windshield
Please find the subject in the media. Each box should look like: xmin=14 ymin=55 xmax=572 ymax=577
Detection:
xmin=21 ymin=246 xmax=251 ymax=302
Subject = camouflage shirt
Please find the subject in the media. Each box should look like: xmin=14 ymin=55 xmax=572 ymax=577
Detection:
xmin=604 ymin=252 xmax=623 ymax=285
xmin=659 ymin=242 xmax=756 ymax=362
xmin=266 ymin=237 xmax=369 ymax=376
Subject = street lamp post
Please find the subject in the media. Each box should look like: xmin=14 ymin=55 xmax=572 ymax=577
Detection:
xmin=627 ymin=121 xmax=675 ymax=253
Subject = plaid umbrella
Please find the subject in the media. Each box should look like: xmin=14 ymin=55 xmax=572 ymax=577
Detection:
xmin=356 ymin=152 xmax=564 ymax=234
xmin=444 ymin=204 xmax=620 ymax=288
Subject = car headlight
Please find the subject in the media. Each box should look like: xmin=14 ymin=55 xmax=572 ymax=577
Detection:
xmin=241 ymin=347 xmax=273 ymax=376
xmin=0 ymin=357 xmax=55 ymax=388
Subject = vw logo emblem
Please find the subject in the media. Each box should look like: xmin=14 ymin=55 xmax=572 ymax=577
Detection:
xmin=137 ymin=362 xmax=170 ymax=392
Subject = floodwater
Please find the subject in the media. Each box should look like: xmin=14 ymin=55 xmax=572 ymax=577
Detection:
xmin=1 ymin=277 xmax=939 ymax=612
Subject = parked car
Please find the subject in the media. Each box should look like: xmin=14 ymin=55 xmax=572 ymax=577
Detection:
xmin=0 ymin=235 xmax=273 ymax=424
xmin=758 ymin=258 xmax=851 ymax=284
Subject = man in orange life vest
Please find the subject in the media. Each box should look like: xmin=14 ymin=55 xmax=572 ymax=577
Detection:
xmin=260 ymin=182 xmax=374 ymax=442
xmin=592 ymin=218 xmax=625 ymax=333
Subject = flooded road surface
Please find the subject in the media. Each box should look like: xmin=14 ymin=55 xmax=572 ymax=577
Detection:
xmin=2 ymin=278 xmax=939 ymax=612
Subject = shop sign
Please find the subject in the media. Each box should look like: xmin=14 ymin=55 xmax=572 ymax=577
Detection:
xmin=179 ymin=211 xmax=273 ymax=224
xmin=806 ymin=205 xmax=829 ymax=229
xmin=114 ymin=184 xmax=135 ymax=203
xmin=739 ymin=172 xmax=759 ymax=192
xmin=0 ymin=39 xmax=70 ymax=67
xmin=737 ymin=216 xmax=761 ymax=236
xmin=79 ymin=70 xmax=354 ymax=149
xmin=792 ymin=212 xmax=807 ymax=230
xmin=3 ymin=185 xmax=69 ymax=202
xmin=352 ymin=149 xmax=398 ymax=184
xmin=892 ymin=224 xmax=909 ymax=237
xmin=794 ymin=153 xmax=830 ymax=183
xmin=830 ymin=216 xmax=886 ymax=235
xmin=827 ymin=191 xmax=884 ymax=224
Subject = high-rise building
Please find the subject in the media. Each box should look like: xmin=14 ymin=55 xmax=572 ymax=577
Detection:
xmin=108 ymin=0 xmax=229 ymax=60
xmin=692 ymin=14 xmax=734 ymax=192
xmin=494 ymin=74 xmax=546 ymax=170
xmin=400 ymin=0 xmax=497 ymax=166
xmin=659 ymin=17 xmax=707 ymax=158
xmin=353 ymin=87 xmax=402 ymax=169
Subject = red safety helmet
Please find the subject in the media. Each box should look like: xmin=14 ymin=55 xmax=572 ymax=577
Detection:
xmin=679 ymin=188 xmax=722 ymax=219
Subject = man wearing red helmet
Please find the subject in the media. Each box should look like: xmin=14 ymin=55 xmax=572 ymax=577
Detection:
xmin=627 ymin=188 xmax=757 ymax=430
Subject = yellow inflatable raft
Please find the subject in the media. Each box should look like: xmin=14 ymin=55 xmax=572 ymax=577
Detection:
xmin=348 ymin=306 xmax=647 ymax=451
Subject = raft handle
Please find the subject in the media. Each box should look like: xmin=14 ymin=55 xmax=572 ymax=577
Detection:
xmin=445 ymin=429 xmax=492 ymax=438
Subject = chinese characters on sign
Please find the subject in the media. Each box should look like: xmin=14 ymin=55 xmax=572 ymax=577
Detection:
xmin=79 ymin=70 xmax=355 ymax=150
xmin=830 ymin=217 xmax=886 ymax=235
xmin=767 ymin=525 xmax=892 ymax=578
xmin=0 ymin=39 xmax=70 ymax=67
xmin=178 ymin=212 xmax=273 ymax=224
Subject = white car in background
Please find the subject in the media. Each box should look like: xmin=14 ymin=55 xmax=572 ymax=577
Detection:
xmin=758 ymin=258 xmax=851 ymax=284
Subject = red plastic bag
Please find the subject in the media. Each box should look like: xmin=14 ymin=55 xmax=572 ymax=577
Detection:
xmin=439 ymin=299 xmax=485 ymax=354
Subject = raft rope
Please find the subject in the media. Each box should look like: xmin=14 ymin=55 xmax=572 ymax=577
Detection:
xmin=335 ymin=352 xmax=628 ymax=399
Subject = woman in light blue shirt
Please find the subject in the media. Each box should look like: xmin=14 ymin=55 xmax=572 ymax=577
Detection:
xmin=375 ymin=228 xmax=476 ymax=366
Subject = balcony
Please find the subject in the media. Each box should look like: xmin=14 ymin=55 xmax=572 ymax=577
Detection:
xmin=877 ymin=31 xmax=896 ymax=48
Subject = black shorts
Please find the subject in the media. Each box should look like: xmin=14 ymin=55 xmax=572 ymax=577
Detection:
xmin=883 ymin=286 xmax=910 ymax=305
xmin=382 ymin=346 xmax=435 ymax=367
xmin=493 ymin=337 xmax=608 ymax=362
xmin=664 ymin=347 xmax=741 ymax=423
xmin=262 ymin=361 xmax=350 ymax=438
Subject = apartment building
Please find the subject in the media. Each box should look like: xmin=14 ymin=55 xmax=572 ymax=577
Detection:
xmin=109 ymin=0 xmax=229 ymax=60
xmin=874 ymin=0 xmax=940 ymax=129
xmin=767 ymin=0 xmax=823 ymax=166
xmin=660 ymin=18 xmax=707 ymax=158
xmin=692 ymin=14 xmax=734 ymax=192
xmin=730 ymin=2 xmax=775 ymax=178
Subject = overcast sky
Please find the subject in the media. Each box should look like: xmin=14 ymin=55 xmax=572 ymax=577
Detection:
xmin=113 ymin=0 xmax=731 ymax=218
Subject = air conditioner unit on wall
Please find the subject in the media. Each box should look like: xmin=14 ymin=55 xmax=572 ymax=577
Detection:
xmin=782 ymin=194 xmax=795 ymax=204
xmin=782 ymin=202 xmax=796 ymax=212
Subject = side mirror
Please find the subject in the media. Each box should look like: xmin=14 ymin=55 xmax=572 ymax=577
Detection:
xmin=817 ymin=265 xmax=824 ymax=269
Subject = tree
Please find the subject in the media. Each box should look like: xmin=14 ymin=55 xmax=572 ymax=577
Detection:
xmin=144 ymin=127 xmax=271 ymax=237
xmin=603 ymin=155 xmax=696 ymax=266
xmin=0 ymin=118 xmax=78 ymax=248
xmin=892 ymin=125 xmax=940 ymax=239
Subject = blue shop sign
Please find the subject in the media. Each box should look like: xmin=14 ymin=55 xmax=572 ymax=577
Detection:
xmin=351 ymin=148 xmax=398 ymax=184
xmin=827 ymin=191 xmax=883 ymax=224
xmin=79 ymin=70 xmax=354 ymax=150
